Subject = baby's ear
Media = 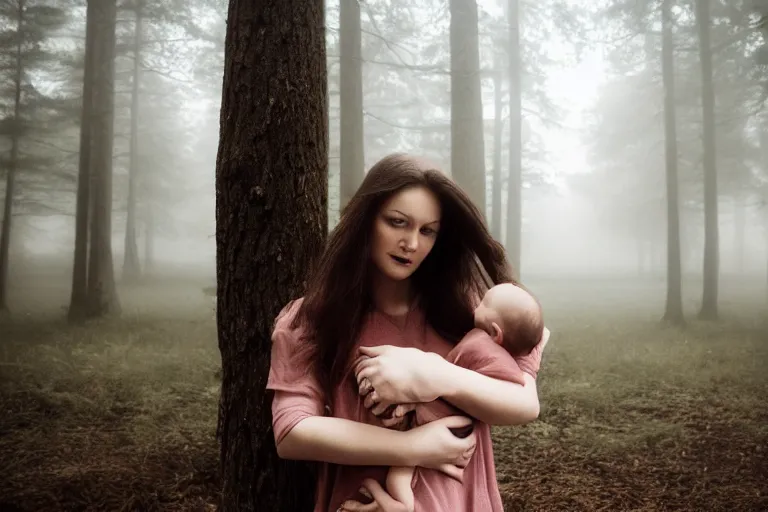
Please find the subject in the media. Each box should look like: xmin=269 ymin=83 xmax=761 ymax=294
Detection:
xmin=490 ymin=322 xmax=504 ymax=345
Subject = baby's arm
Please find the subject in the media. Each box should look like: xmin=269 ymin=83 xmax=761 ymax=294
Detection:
xmin=385 ymin=466 xmax=416 ymax=512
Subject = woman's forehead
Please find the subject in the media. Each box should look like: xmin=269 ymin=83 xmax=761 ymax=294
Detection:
xmin=381 ymin=187 xmax=441 ymax=222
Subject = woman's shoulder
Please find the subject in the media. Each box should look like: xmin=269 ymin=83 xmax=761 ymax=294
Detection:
xmin=273 ymin=296 xmax=305 ymax=331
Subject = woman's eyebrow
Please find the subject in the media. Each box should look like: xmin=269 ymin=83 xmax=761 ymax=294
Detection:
xmin=390 ymin=209 xmax=440 ymax=225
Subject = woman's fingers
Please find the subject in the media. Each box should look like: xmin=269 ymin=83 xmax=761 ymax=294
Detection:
xmin=358 ymin=377 xmax=373 ymax=396
xmin=364 ymin=390 xmax=380 ymax=409
xmin=371 ymin=399 xmax=393 ymax=416
xmin=434 ymin=415 xmax=473 ymax=430
xmin=437 ymin=463 xmax=464 ymax=483
xmin=355 ymin=361 xmax=376 ymax=386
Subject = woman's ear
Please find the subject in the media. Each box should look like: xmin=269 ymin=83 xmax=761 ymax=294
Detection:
xmin=490 ymin=322 xmax=504 ymax=346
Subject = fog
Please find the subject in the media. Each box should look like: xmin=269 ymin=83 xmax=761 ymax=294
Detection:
xmin=0 ymin=0 xmax=766 ymax=510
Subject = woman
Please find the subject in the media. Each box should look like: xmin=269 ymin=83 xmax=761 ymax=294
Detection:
xmin=267 ymin=153 xmax=547 ymax=511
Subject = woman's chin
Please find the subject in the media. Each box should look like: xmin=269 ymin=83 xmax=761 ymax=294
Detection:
xmin=380 ymin=264 xmax=416 ymax=282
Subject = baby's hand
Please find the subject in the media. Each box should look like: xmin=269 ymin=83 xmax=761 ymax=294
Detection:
xmin=380 ymin=403 xmax=416 ymax=429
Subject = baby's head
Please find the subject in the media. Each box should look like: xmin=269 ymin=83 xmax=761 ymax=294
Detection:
xmin=473 ymin=283 xmax=543 ymax=357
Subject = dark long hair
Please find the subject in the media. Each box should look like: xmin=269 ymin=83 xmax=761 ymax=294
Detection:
xmin=292 ymin=153 xmax=515 ymax=403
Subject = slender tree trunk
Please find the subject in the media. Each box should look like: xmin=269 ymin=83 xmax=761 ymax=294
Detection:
xmin=69 ymin=0 xmax=97 ymax=322
xmin=506 ymin=0 xmax=522 ymax=276
xmin=450 ymin=0 xmax=486 ymax=214
xmin=696 ymin=0 xmax=719 ymax=320
xmin=143 ymin=205 xmax=154 ymax=275
xmin=338 ymin=0 xmax=364 ymax=213
xmin=660 ymin=0 xmax=684 ymax=325
xmin=123 ymin=0 xmax=143 ymax=283
xmin=491 ymin=49 xmax=503 ymax=241
xmin=0 ymin=166 xmax=13 ymax=312
xmin=86 ymin=0 xmax=120 ymax=317
xmin=216 ymin=0 xmax=327 ymax=510
xmin=0 ymin=1 xmax=24 ymax=313
xmin=733 ymin=197 xmax=745 ymax=274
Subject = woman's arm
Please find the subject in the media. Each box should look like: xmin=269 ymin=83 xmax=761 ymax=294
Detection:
xmin=355 ymin=328 xmax=549 ymax=427
xmin=277 ymin=408 xmax=477 ymax=481
xmin=276 ymin=414 xmax=415 ymax=465
xmin=437 ymin=362 xmax=539 ymax=425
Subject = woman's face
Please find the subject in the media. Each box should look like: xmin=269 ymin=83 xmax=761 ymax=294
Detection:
xmin=370 ymin=186 xmax=441 ymax=282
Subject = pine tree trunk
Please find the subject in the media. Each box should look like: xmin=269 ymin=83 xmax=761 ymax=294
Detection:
xmin=0 ymin=0 xmax=25 ymax=313
xmin=491 ymin=50 xmax=503 ymax=241
xmin=215 ymin=0 xmax=328 ymax=510
xmin=450 ymin=0 xmax=486 ymax=215
xmin=696 ymin=0 xmax=719 ymax=320
xmin=339 ymin=0 xmax=364 ymax=213
xmin=123 ymin=0 xmax=143 ymax=283
xmin=661 ymin=0 xmax=684 ymax=325
xmin=86 ymin=0 xmax=120 ymax=317
xmin=69 ymin=0 xmax=96 ymax=322
xmin=506 ymin=0 xmax=522 ymax=276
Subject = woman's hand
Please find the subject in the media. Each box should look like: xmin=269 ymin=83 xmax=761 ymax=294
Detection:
xmin=407 ymin=415 xmax=477 ymax=481
xmin=354 ymin=345 xmax=448 ymax=406
xmin=514 ymin=326 xmax=551 ymax=378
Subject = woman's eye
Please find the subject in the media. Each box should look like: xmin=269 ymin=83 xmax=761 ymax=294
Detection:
xmin=389 ymin=217 xmax=406 ymax=226
xmin=421 ymin=227 xmax=436 ymax=236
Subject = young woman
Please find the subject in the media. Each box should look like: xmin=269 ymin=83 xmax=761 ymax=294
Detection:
xmin=267 ymin=153 xmax=547 ymax=511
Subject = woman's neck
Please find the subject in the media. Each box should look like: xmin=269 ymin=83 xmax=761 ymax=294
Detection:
xmin=370 ymin=271 xmax=414 ymax=317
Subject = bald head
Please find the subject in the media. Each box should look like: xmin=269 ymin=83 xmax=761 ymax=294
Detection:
xmin=474 ymin=283 xmax=544 ymax=356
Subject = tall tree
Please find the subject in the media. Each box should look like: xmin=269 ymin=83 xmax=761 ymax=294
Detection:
xmin=695 ymin=0 xmax=720 ymax=320
xmin=339 ymin=0 xmax=364 ymax=212
xmin=69 ymin=0 xmax=97 ymax=322
xmin=450 ymin=0 xmax=486 ymax=213
xmin=661 ymin=0 xmax=684 ymax=325
xmin=122 ymin=0 xmax=144 ymax=282
xmin=506 ymin=0 xmax=522 ymax=275
xmin=491 ymin=46 xmax=503 ymax=241
xmin=86 ymin=0 xmax=120 ymax=317
xmin=0 ymin=0 xmax=68 ymax=312
xmin=215 ymin=0 xmax=328 ymax=510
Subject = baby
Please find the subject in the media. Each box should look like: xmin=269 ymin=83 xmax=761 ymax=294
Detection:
xmin=384 ymin=282 xmax=545 ymax=512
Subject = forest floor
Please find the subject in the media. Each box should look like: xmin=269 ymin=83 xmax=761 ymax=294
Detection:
xmin=0 ymin=270 xmax=766 ymax=511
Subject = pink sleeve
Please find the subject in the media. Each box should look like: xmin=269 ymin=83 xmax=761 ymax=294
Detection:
xmin=266 ymin=300 xmax=326 ymax=446
xmin=446 ymin=330 xmax=526 ymax=386
xmin=513 ymin=339 xmax=544 ymax=379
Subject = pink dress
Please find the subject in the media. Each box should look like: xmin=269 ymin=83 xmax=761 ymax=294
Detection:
xmin=267 ymin=299 xmax=543 ymax=512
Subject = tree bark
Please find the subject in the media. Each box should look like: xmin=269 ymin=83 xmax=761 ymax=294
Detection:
xmin=69 ymin=0 xmax=96 ymax=322
xmin=506 ymin=0 xmax=522 ymax=276
xmin=86 ymin=0 xmax=120 ymax=317
xmin=450 ymin=0 xmax=486 ymax=215
xmin=339 ymin=0 xmax=364 ymax=213
xmin=215 ymin=0 xmax=328 ymax=510
xmin=696 ymin=0 xmax=719 ymax=320
xmin=660 ymin=0 xmax=684 ymax=326
xmin=123 ymin=0 xmax=143 ymax=283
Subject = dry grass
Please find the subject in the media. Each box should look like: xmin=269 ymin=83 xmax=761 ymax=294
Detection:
xmin=1 ymin=271 xmax=766 ymax=511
